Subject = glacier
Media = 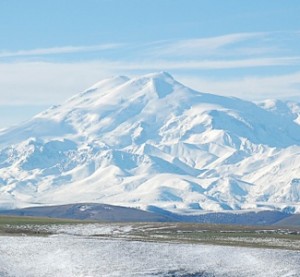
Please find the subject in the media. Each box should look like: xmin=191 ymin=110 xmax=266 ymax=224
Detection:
xmin=0 ymin=72 xmax=300 ymax=214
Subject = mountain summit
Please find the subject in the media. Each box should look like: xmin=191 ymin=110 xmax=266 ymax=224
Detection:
xmin=0 ymin=72 xmax=300 ymax=214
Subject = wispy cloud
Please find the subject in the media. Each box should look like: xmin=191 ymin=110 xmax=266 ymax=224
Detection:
xmin=0 ymin=31 xmax=299 ymax=107
xmin=0 ymin=61 xmax=117 ymax=105
xmin=178 ymin=72 xmax=300 ymax=101
xmin=147 ymin=32 xmax=268 ymax=57
xmin=1 ymin=31 xmax=299 ymax=65
xmin=0 ymin=43 xmax=122 ymax=58
xmin=104 ymin=56 xmax=300 ymax=70
xmin=0 ymin=61 xmax=299 ymax=106
xmin=0 ymin=32 xmax=285 ymax=61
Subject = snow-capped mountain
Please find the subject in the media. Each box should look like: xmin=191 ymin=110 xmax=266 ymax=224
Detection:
xmin=1 ymin=72 xmax=300 ymax=214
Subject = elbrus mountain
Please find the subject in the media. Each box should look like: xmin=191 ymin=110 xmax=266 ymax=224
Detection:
xmin=0 ymin=72 xmax=300 ymax=215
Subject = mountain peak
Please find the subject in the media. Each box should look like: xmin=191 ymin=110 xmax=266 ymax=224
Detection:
xmin=142 ymin=71 xmax=174 ymax=80
xmin=86 ymin=75 xmax=130 ymax=92
xmin=81 ymin=72 xmax=175 ymax=99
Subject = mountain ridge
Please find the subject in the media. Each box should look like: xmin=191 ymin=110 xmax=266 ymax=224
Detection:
xmin=0 ymin=72 xmax=299 ymax=214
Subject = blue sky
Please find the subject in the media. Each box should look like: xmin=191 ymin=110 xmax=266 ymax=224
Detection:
xmin=0 ymin=0 xmax=300 ymax=128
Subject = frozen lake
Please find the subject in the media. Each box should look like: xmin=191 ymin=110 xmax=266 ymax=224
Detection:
xmin=0 ymin=234 xmax=300 ymax=277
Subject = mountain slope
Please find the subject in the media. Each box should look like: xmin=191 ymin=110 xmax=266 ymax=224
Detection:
xmin=0 ymin=72 xmax=300 ymax=214
xmin=0 ymin=203 xmax=171 ymax=222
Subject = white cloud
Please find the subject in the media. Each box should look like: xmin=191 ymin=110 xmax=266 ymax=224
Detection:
xmin=0 ymin=32 xmax=277 ymax=61
xmin=0 ymin=33 xmax=265 ymax=60
xmin=177 ymin=72 xmax=300 ymax=101
xmin=147 ymin=32 xmax=267 ymax=57
xmin=0 ymin=44 xmax=122 ymax=58
xmin=0 ymin=62 xmax=117 ymax=105
xmin=0 ymin=61 xmax=299 ymax=107
xmin=108 ymin=56 xmax=300 ymax=70
xmin=0 ymin=31 xmax=299 ymax=106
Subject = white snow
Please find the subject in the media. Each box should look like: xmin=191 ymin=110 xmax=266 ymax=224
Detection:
xmin=0 ymin=72 xmax=300 ymax=213
xmin=0 ymin=235 xmax=299 ymax=277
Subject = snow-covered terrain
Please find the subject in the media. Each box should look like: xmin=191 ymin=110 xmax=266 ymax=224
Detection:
xmin=0 ymin=72 xmax=300 ymax=214
xmin=0 ymin=234 xmax=299 ymax=277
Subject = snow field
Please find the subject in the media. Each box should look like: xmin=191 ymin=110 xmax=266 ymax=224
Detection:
xmin=0 ymin=234 xmax=300 ymax=277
